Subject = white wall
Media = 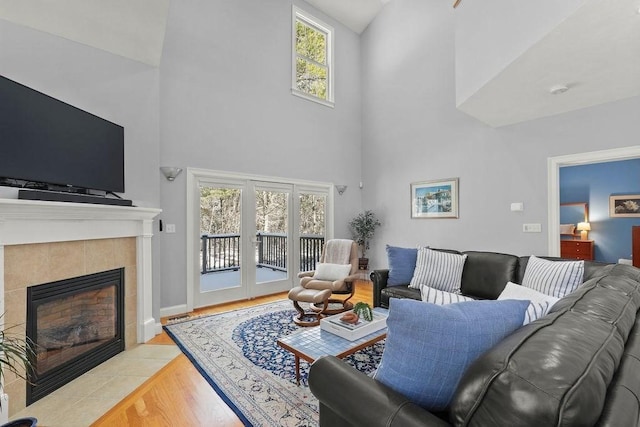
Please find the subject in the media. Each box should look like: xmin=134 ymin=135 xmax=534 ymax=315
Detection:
xmin=0 ymin=19 xmax=162 ymax=321
xmin=6 ymin=0 xmax=637 ymax=315
xmin=0 ymin=0 xmax=362 ymax=317
xmin=0 ymin=22 xmax=161 ymax=207
xmin=361 ymin=0 xmax=640 ymax=269
xmin=157 ymin=0 xmax=363 ymax=308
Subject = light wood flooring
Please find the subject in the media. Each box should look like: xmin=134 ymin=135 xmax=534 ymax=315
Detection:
xmin=91 ymin=281 xmax=374 ymax=426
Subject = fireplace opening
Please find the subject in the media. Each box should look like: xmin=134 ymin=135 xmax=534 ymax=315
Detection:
xmin=26 ymin=268 xmax=125 ymax=404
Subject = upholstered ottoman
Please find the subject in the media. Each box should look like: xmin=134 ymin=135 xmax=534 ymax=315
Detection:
xmin=288 ymin=287 xmax=332 ymax=326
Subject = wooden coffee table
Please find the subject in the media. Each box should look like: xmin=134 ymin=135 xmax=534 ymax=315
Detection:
xmin=277 ymin=310 xmax=387 ymax=385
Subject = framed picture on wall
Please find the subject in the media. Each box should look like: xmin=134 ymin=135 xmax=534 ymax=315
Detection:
xmin=411 ymin=178 xmax=459 ymax=219
xmin=609 ymin=194 xmax=640 ymax=217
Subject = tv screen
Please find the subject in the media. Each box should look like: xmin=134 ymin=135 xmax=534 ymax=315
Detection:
xmin=0 ymin=75 xmax=125 ymax=193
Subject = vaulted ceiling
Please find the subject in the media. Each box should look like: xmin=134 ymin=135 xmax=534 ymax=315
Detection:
xmin=0 ymin=0 xmax=170 ymax=66
xmin=456 ymin=0 xmax=640 ymax=127
xmin=305 ymin=0 xmax=390 ymax=33
xmin=0 ymin=0 xmax=637 ymax=127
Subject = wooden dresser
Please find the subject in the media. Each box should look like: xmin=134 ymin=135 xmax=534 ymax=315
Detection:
xmin=633 ymin=226 xmax=640 ymax=268
xmin=560 ymin=240 xmax=594 ymax=261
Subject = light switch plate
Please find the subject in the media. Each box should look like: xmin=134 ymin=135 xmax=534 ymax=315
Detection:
xmin=523 ymin=223 xmax=542 ymax=233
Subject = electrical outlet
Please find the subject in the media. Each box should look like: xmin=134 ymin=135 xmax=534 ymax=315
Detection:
xmin=523 ymin=223 xmax=542 ymax=233
xmin=166 ymin=224 xmax=176 ymax=233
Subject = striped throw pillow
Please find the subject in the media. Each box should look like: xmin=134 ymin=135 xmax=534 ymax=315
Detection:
xmin=409 ymin=247 xmax=468 ymax=293
xmin=523 ymin=301 xmax=551 ymax=325
xmin=421 ymin=286 xmax=473 ymax=305
xmin=521 ymin=255 xmax=584 ymax=298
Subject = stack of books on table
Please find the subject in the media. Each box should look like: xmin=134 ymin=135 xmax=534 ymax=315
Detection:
xmin=320 ymin=310 xmax=388 ymax=341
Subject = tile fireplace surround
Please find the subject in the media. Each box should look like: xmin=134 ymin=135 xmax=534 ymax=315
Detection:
xmin=0 ymin=199 xmax=161 ymax=415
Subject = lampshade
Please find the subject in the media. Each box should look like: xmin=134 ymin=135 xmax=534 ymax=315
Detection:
xmin=577 ymin=222 xmax=591 ymax=231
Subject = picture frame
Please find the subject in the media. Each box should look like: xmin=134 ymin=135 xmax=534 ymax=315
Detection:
xmin=411 ymin=178 xmax=459 ymax=219
xmin=609 ymin=194 xmax=640 ymax=218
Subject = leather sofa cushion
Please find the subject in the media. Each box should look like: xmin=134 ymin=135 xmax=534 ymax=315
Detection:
xmin=460 ymin=251 xmax=519 ymax=299
xmin=597 ymin=319 xmax=640 ymax=426
xmin=605 ymin=262 xmax=640 ymax=282
xmin=381 ymin=285 xmax=421 ymax=304
xmin=450 ymin=273 xmax=640 ymax=427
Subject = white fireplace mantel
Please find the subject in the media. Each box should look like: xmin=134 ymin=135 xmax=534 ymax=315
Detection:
xmin=0 ymin=198 xmax=161 ymax=343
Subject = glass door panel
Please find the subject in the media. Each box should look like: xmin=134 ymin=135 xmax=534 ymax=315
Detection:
xmin=298 ymin=192 xmax=326 ymax=274
xmin=249 ymin=182 xmax=294 ymax=297
xmin=197 ymin=182 xmax=246 ymax=307
xmin=255 ymin=189 xmax=289 ymax=285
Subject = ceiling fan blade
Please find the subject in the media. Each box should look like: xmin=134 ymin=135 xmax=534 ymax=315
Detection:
xmin=453 ymin=0 xmax=462 ymax=8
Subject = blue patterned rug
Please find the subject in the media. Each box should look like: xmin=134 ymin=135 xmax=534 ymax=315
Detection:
xmin=163 ymin=300 xmax=384 ymax=427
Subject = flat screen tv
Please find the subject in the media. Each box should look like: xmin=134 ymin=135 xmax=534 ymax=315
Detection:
xmin=0 ymin=75 xmax=125 ymax=194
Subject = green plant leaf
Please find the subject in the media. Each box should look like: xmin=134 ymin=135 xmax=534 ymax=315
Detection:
xmin=353 ymin=302 xmax=373 ymax=321
xmin=348 ymin=210 xmax=381 ymax=258
xmin=0 ymin=318 xmax=36 ymax=410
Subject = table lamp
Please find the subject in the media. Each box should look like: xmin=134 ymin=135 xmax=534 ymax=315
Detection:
xmin=577 ymin=222 xmax=591 ymax=240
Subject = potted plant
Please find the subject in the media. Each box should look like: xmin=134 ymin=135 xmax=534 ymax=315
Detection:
xmin=0 ymin=320 xmax=36 ymax=427
xmin=353 ymin=302 xmax=373 ymax=321
xmin=348 ymin=210 xmax=381 ymax=270
xmin=340 ymin=302 xmax=374 ymax=323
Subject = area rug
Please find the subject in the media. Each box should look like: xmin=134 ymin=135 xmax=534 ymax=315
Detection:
xmin=163 ymin=300 xmax=384 ymax=427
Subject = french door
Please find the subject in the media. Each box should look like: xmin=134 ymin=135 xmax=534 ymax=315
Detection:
xmin=187 ymin=169 xmax=331 ymax=309
xmin=252 ymin=181 xmax=294 ymax=296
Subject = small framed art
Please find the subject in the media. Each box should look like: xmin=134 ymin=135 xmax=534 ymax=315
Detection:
xmin=411 ymin=178 xmax=459 ymax=219
xmin=610 ymin=194 xmax=640 ymax=218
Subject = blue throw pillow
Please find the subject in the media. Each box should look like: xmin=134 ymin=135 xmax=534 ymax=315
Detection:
xmin=386 ymin=245 xmax=418 ymax=286
xmin=374 ymin=298 xmax=528 ymax=411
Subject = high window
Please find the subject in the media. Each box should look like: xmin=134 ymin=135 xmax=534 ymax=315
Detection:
xmin=292 ymin=7 xmax=334 ymax=107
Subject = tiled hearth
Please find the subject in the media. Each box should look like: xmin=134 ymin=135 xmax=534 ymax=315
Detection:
xmin=10 ymin=343 xmax=180 ymax=426
xmin=0 ymin=199 xmax=161 ymax=417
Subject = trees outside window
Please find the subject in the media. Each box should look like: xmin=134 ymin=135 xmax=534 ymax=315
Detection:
xmin=292 ymin=7 xmax=334 ymax=107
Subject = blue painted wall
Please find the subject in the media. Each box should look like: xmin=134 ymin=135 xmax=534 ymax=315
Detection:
xmin=560 ymin=159 xmax=640 ymax=263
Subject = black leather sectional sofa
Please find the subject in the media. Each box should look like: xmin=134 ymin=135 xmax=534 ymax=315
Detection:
xmin=309 ymin=250 xmax=640 ymax=426
xmin=372 ymin=250 xmax=609 ymax=308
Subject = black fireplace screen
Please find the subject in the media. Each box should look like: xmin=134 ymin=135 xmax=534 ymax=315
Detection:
xmin=26 ymin=268 xmax=125 ymax=404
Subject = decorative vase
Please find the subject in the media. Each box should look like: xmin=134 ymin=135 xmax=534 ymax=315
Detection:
xmin=358 ymin=258 xmax=369 ymax=270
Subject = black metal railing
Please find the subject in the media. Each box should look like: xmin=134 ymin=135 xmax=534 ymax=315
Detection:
xmin=256 ymin=232 xmax=287 ymax=271
xmin=201 ymin=233 xmax=241 ymax=273
xmin=299 ymin=234 xmax=324 ymax=272
xmin=200 ymin=233 xmax=325 ymax=274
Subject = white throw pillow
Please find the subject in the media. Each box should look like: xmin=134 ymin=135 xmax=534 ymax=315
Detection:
xmin=409 ymin=247 xmax=467 ymax=294
xmin=313 ymin=263 xmax=352 ymax=281
xmin=499 ymin=282 xmax=560 ymax=306
xmin=521 ymin=255 xmax=584 ymax=298
xmin=421 ymin=286 xmax=473 ymax=305
xmin=498 ymin=282 xmax=559 ymax=325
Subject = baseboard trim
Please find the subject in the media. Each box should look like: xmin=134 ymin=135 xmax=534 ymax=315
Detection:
xmin=160 ymin=304 xmax=189 ymax=319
